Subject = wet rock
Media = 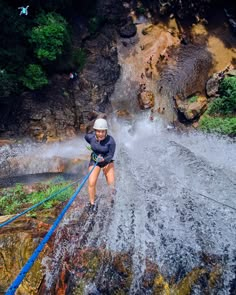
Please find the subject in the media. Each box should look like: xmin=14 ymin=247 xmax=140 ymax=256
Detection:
xmin=46 ymin=247 xmax=133 ymax=294
xmin=96 ymin=0 xmax=126 ymax=24
xmin=116 ymin=109 xmax=133 ymax=119
xmin=2 ymin=26 xmax=120 ymax=141
xmin=224 ymin=8 xmax=236 ymax=35
xmin=175 ymin=96 xmax=207 ymax=121
xmin=9 ymin=75 xmax=78 ymax=142
xmin=185 ymin=99 xmax=207 ymax=120
xmin=0 ymin=139 xmax=15 ymax=147
xmin=0 ymin=153 xmax=85 ymax=179
xmin=206 ymin=73 xmax=221 ymax=97
xmin=142 ymin=24 xmax=154 ymax=35
xmin=119 ymin=21 xmax=137 ymax=38
xmin=0 ymin=156 xmax=65 ymax=178
xmin=138 ymin=91 xmax=155 ymax=110
xmin=0 ymin=217 xmax=51 ymax=294
xmin=226 ymin=69 xmax=236 ymax=77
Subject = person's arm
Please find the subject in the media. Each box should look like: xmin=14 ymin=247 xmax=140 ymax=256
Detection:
xmin=103 ymin=141 xmax=116 ymax=163
xmin=84 ymin=133 xmax=94 ymax=144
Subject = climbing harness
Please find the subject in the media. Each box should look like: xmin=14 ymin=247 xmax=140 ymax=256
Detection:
xmin=87 ymin=145 xmax=99 ymax=162
xmin=5 ymin=162 xmax=98 ymax=295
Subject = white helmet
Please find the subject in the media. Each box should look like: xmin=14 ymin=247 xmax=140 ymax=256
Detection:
xmin=93 ymin=118 xmax=108 ymax=130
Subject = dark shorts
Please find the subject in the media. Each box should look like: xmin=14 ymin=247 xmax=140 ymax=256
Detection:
xmin=89 ymin=159 xmax=114 ymax=168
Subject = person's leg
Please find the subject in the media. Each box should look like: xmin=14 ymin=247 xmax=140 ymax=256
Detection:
xmin=88 ymin=165 xmax=101 ymax=205
xmin=103 ymin=162 xmax=115 ymax=190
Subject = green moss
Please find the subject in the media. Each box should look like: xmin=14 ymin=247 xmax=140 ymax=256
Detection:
xmin=188 ymin=95 xmax=198 ymax=103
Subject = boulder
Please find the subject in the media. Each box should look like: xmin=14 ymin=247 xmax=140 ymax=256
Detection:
xmin=119 ymin=22 xmax=137 ymax=38
xmin=0 ymin=139 xmax=15 ymax=147
xmin=141 ymin=25 xmax=154 ymax=35
xmin=138 ymin=91 xmax=155 ymax=110
xmin=175 ymin=96 xmax=207 ymax=121
xmin=0 ymin=156 xmax=65 ymax=178
xmin=206 ymin=73 xmax=221 ymax=97
xmin=184 ymin=99 xmax=207 ymax=120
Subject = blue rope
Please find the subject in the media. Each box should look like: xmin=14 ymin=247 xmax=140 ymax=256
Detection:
xmin=5 ymin=163 xmax=97 ymax=295
xmin=0 ymin=179 xmax=81 ymax=229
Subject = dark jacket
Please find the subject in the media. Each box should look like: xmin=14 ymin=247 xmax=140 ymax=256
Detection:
xmin=85 ymin=132 xmax=116 ymax=164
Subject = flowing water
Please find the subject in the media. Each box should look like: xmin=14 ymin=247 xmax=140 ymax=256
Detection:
xmin=41 ymin=18 xmax=236 ymax=293
xmin=2 ymin=17 xmax=236 ymax=294
xmin=42 ymin=117 xmax=236 ymax=294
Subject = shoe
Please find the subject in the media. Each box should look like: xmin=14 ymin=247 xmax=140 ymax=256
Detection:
xmin=111 ymin=188 xmax=117 ymax=196
xmin=88 ymin=203 xmax=97 ymax=214
xmin=111 ymin=198 xmax=114 ymax=208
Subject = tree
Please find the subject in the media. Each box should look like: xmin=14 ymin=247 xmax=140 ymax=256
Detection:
xmin=20 ymin=64 xmax=48 ymax=90
xmin=29 ymin=12 xmax=70 ymax=62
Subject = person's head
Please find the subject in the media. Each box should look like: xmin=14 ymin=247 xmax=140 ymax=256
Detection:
xmin=93 ymin=118 xmax=108 ymax=141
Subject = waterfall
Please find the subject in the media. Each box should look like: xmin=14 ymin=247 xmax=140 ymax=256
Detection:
xmin=42 ymin=117 xmax=236 ymax=294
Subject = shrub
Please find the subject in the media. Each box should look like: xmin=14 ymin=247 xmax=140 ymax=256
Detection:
xmin=20 ymin=64 xmax=48 ymax=90
xmin=199 ymin=115 xmax=236 ymax=136
xmin=29 ymin=12 xmax=70 ymax=62
xmin=0 ymin=181 xmax=75 ymax=215
xmin=207 ymin=77 xmax=236 ymax=116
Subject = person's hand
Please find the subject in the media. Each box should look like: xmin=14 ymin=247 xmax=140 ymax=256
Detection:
xmin=96 ymin=155 xmax=104 ymax=163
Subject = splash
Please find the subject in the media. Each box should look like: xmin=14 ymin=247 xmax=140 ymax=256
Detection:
xmin=43 ymin=116 xmax=236 ymax=294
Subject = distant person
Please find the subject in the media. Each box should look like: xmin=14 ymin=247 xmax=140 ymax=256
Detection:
xmin=18 ymin=6 xmax=29 ymax=16
xmin=85 ymin=118 xmax=116 ymax=213
xmin=69 ymin=72 xmax=74 ymax=79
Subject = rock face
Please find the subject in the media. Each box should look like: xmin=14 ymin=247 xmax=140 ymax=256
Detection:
xmin=0 ymin=217 xmax=51 ymax=294
xmin=8 ymin=75 xmax=78 ymax=142
xmin=138 ymin=91 xmax=155 ymax=110
xmin=74 ymin=26 xmax=120 ymax=130
xmin=1 ymin=27 xmax=120 ymax=141
xmin=175 ymin=96 xmax=207 ymax=121
xmin=119 ymin=20 xmax=137 ymax=38
xmin=0 ymin=155 xmax=65 ymax=178
xmin=206 ymin=73 xmax=222 ymax=97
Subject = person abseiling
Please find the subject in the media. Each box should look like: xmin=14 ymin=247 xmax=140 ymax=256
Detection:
xmin=85 ymin=118 xmax=116 ymax=213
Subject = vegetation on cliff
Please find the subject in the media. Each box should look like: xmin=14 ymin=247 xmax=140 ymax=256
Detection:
xmin=200 ymin=77 xmax=236 ymax=136
xmin=0 ymin=181 xmax=75 ymax=215
xmin=0 ymin=0 xmax=96 ymax=97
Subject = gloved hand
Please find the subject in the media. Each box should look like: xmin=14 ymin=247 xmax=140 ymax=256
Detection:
xmin=96 ymin=155 xmax=104 ymax=163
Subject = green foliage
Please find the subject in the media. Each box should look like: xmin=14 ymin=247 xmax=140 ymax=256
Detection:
xmin=200 ymin=77 xmax=236 ymax=136
xmin=20 ymin=64 xmax=48 ymax=90
xmin=0 ymin=184 xmax=26 ymax=215
xmin=0 ymin=181 xmax=75 ymax=215
xmin=28 ymin=183 xmax=74 ymax=209
xmin=29 ymin=12 xmax=70 ymax=62
xmin=72 ymin=48 xmax=87 ymax=71
xmin=188 ymin=95 xmax=198 ymax=103
xmin=207 ymin=77 xmax=236 ymax=116
xmin=199 ymin=115 xmax=236 ymax=136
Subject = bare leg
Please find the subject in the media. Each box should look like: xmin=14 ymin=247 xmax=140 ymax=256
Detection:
xmin=103 ymin=162 xmax=115 ymax=191
xmin=88 ymin=165 xmax=101 ymax=205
